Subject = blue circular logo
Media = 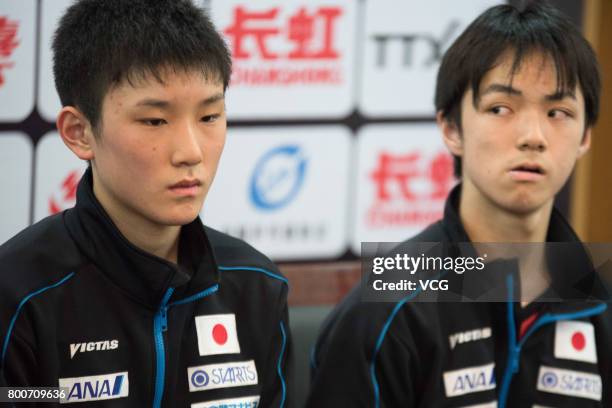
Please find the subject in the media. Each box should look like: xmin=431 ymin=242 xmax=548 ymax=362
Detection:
xmin=191 ymin=370 xmax=209 ymax=387
xmin=249 ymin=145 xmax=308 ymax=211
xmin=541 ymin=372 xmax=558 ymax=388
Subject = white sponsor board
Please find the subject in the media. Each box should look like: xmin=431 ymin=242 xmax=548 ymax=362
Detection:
xmin=38 ymin=0 xmax=72 ymax=122
xmin=34 ymin=132 xmax=87 ymax=222
xmin=208 ymin=0 xmax=356 ymax=119
xmin=0 ymin=133 xmax=32 ymax=244
xmin=0 ymin=1 xmax=36 ymax=122
xmin=203 ymin=126 xmax=351 ymax=260
xmin=351 ymin=123 xmax=455 ymax=254
xmin=359 ymin=0 xmax=502 ymax=117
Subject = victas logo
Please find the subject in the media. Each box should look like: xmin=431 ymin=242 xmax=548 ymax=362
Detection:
xmin=59 ymin=371 xmax=128 ymax=404
xmin=69 ymin=339 xmax=119 ymax=359
xmin=449 ymin=327 xmax=492 ymax=350
xmin=443 ymin=363 xmax=496 ymax=397
xmin=249 ymin=145 xmax=308 ymax=211
xmin=188 ymin=360 xmax=258 ymax=392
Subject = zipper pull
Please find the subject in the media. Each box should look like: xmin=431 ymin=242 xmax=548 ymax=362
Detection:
xmin=160 ymin=307 xmax=168 ymax=332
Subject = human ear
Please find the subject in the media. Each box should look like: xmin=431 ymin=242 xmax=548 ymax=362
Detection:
xmin=56 ymin=106 xmax=96 ymax=161
xmin=577 ymin=127 xmax=591 ymax=158
xmin=437 ymin=111 xmax=463 ymax=156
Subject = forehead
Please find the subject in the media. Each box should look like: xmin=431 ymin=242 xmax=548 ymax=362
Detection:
xmin=106 ymin=67 xmax=224 ymax=101
xmin=475 ymin=49 xmax=582 ymax=101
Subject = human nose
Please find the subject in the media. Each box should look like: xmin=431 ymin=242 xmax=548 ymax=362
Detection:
xmin=516 ymin=111 xmax=548 ymax=152
xmin=171 ymin=120 xmax=203 ymax=167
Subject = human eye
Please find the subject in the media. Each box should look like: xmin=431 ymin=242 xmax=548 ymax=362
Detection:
xmin=139 ymin=118 xmax=167 ymax=127
xmin=201 ymin=114 xmax=221 ymax=123
xmin=547 ymin=109 xmax=573 ymax=119
xmin=488 ymin=105 xmax=511 ymax=116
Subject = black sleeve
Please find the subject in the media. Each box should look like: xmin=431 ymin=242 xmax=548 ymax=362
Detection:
xmin=2 ymin=332 xmax=38 ymax=387
xmin=259 ymin=283 xmax=293 ymax=407
xmin=306 ymin=301 xmax=416 ymax=407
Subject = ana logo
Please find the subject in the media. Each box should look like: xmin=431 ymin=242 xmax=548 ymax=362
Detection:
xmin=537 ymin=366 xmax=602 ymax=401
xmin=554 ymin=320 xmax=597 ymax=363
xmin=59 ymin=371 xmax=128 ymax=403
xmin=195 ymin=314 xmax=241 ymax=356
xmin=443 ymin=363 xmax=496 ymax=397
xmin=191 ymin=395 xmax=260 ymax=408
xmin=449 ymin=327 xmax=492 ymax=350
xmin=69 ymin=339 xmax=119 ymax=359
xmin=0 ymin=16 xmax=20 ymax=87
xmin=249 ymin=145 xmax=308 ymax=211
xmin=49 ymin=170 xmax=81 ymax=214
xmin=187 ymin=360 xmax=258 ymax=393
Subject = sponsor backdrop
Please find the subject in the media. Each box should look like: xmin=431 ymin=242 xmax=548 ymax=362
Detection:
xmin=8 ymin=0 xmax=578 ymax=261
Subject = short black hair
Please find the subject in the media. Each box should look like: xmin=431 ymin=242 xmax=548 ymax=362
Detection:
xmin=435 ymin=1 xmax=601 ymax=178
xmin=53 ymin=0 xmax=232 ymax=130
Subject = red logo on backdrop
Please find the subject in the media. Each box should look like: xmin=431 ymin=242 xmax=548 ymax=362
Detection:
xmin=0 ymin=16 xmax=20 ymax=87
xmin=368 ymin=151 xmax=454 ymax=227
xmin=224 ymin=6 xmax=343 ymax=86
xmin=49 ymin=170 xmax=80 ymax=214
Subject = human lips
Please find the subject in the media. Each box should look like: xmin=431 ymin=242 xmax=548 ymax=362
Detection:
xmin=169 ymin=179 xmax=202 ymax=196
xmin=508 ymin=162 xmax=546 ymax=181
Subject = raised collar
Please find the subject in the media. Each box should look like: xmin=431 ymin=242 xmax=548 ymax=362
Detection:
xmin=64 ymin=168 xmax=219 ymax=309
xmin=439 ymin=184 xmax=608 ymax=304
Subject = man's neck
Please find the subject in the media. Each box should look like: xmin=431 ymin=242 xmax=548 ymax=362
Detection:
xmin=458 ymin=182 xmax=554 ymax=305
xmin=459 ymin=183 xmax=553 ymax=243
xmin=111 ymin=212 xmax=181 ymax=264
xmin=92 ymin=181 xmax=181 ymax=264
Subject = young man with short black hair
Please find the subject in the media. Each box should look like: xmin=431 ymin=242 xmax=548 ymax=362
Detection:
xmin=0 ymin=1 xmax=291 ymax=406
xmin=308 ymin=3 xmax=611 ymax=407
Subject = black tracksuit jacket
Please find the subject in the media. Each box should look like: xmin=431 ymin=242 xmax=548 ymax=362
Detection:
xmin=308 ymin=186 xmax=612 ymax=407
xmin=0 ymin=169 xmax=291 ymax=407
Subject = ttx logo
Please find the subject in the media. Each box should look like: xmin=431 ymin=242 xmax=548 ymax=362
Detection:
xmin=371 ymin=21 xmax=460 ymax=68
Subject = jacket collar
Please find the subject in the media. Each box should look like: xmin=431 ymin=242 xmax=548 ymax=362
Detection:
xmin=439 ymin=184 xmax=608 ymax=306
xmin=64 ymin=168 xmax=219 ymax=308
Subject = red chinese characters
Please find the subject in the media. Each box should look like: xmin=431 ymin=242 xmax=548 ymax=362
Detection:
xmin=0 ymin=16 xmax=20 ymax=87
xmin=224 ymin=6 xmax=343 ymax=86
xmin=49 ymin=170 xmax=80 ymax=214
xmin=368 ymin=150 xmax=454 ymax=227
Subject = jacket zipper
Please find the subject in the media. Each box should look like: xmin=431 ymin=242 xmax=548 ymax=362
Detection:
xmin=498 ymin=275 xmax=607 ymax=408
xmin=151 ymin=284 xmax=219 ymax=408
xmin=152 ymin=287 xmax=175 ymax=408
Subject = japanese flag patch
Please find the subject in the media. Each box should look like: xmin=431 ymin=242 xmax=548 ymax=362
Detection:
xmin=195 ymin=314 xmax=241 ymax=356
xmin=554 ymin=320 xmax=597 ymax=364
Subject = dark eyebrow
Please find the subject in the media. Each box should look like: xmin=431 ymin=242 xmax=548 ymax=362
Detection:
xmin=134 ymin=93 xmax=225 ymax=109
xmin=545 ymin=90 xmax=576 ymax=101
xmin=480 ymin=84 xmax=522 ymax=97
